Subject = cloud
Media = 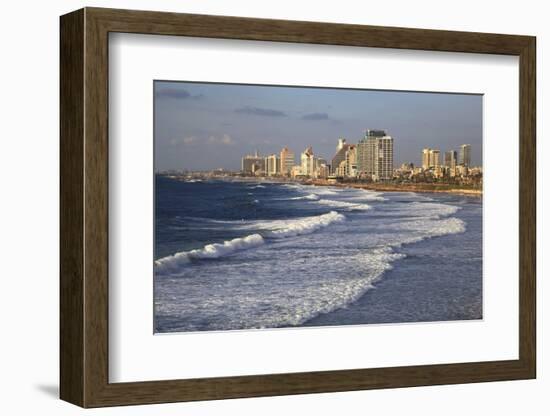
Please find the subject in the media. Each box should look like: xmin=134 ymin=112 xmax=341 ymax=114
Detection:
xmin=156 ymin=88 xmax=202 ymax=100
xmin=170 ymin=134 xmax=234 ymax=146
xmin=235 ymin=106 xmax=287 ymax=117
xmin=170 ymin=136 xmax=197 ymax=146
xmin=302 ymin=112 xmax=329 ymax=120
xmin=208 ymin=134 xmax=234 ymax=145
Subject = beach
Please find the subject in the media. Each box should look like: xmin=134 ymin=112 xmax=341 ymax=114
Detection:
xmin=154 ymin=176 xmax=482 ymax=333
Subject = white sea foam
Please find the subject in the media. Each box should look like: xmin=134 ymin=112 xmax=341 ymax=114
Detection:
xmin=290 ymin=193 xmax=320 ymax=201
xmin=155 ymin=184 xmax=475 ymax=332
xmin=316 ymin=199 xmax=372 ymax=211
xmin=345 ymin=190 xmax=387 ymax=201
xmin=307 ymin=187 xmax=339 ymax=195
xmin=155 ymin=234 xmax=265 ymax=274
xmin=265 ymin=211 xmax=345 ymax=238
xmin=398 ymin=202 xmax=460 ymax=219
xmin=387 ymin=217 xmax=466 ymax=239
xmin=155 ymin=211 xmax=346 ymax=274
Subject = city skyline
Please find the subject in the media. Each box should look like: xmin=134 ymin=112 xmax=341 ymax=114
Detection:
xmin=237 ymin=134 xmax=478 ymax=184
xmin=155 ymin=81 xmax=483 ymax=171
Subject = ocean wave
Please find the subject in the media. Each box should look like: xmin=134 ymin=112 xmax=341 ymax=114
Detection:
xmin=403 ymin=202 xmax=460 ymax=218
xmin=155 ymin=245 xmax=409 ymax=332
xmin=345 ymin=190 xmax=387 ymax=201
xmin=277 ymin=247 xmax=408 ymax=326
xmin=265 ymin=211 xmax=345 ymax=238
xmin=388 ymin=217 xmax=466 ymax=240
xmin=155 ymin=211 xmax=346 ymax=274
xmin=290 ymin=193 xmax=320 ymax=201
xmin=307 ymin=187 xmax=340 ymax=195
xmin=316 ymin=199 xmax=372 ymax=211
xmin=155 ymin=234 xmax=265 ymax=274
xmin=155 ymin=183 xmax=476 ymax=332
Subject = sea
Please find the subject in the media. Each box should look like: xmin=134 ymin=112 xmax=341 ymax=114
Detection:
xmin=154 ymin=175 xmax=482 ymax=333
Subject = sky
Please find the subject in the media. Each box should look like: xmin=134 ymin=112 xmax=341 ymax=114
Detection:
xmin=154 ymin=81 xmax=482 ymax=171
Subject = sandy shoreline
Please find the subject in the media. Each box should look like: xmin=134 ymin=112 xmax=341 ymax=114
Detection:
xmin=307 ymin=179 xmax=483 ymax=196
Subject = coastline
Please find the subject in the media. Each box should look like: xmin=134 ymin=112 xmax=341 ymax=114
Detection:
xmin=162 ymin=174 xmax=482 ymax=197
xmin=308 ymin=179 xmax=483 ymax=197
xmin=155 ymin=177 xmax=482 ymax=331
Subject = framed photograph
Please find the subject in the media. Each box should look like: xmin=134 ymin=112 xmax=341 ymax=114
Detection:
xmin=60 ymin=7 xmax=536 ymax=407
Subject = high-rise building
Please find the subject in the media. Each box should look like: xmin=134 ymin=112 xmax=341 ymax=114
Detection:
xmin=460 ymin=144 xmax=472 ymax=167
xmin=444 ymin=150 xmax=457 ymax=169
xmin=421 ymin=148 xmax=440 ymax=169
xmin=331 ymin=139 xmax=350 ymax=176
xmin=241 ymin=150 xmax=265 ymax=174
xmin=280 ymin=147 xmax=295 ymax=176
xmin=422 ymin=148 xmax=431 ymax=170
xmin=357 ymin=129 xmax=394 ymax=181
xmin=430 ymin=149 xmax=441 ymax=167
xmin=345 ymin=145 xmax=357 ymax=178
xmin=316 ymin=161 xmax=330 ymax=179
xmin=300 ymin=146 xmax=315 ymax=177
xmin=336 ymin=138 xmax=347 ymax=152
xmin=264 ymin=154 xmax=280 ymax=176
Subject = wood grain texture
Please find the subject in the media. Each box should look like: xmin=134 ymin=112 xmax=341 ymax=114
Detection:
xmin=59 ymin=8 xmax=84 ymax=407
xmin=518 ymin=38 xmax=536 ymax=376
xmin=59 ymin=7 xmax=537 ymax=408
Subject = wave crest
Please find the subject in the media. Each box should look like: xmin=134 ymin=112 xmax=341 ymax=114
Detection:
xmin=290 ymin=193 xmax=320 ymax=201
xmin=266 ymin=211 xmax=345 ymax=238
xmin=155 ymin=234 xmax=264 ymax=274
xmin=155 ymin=211 xmax=346 ymax=274
xmin=316 ymin=199 xmax=372 ymax=211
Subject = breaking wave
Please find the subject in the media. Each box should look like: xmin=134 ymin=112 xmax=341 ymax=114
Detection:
xmin=316 ymin=199 xmax=372 ymax=211
xmin=154 ymin=234 xmax=265 ymax=274
xmin=154 ymin=180 xmax=476 ymax=333
xmin=155 ymin=211 xmax=346 ymax=274
xmin=290 ymin=193 xmax=320 ymax=201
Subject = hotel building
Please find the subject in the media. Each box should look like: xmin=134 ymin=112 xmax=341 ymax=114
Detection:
xmin=444 ymin=150 xmax=457 ymax=169
xmin=357 ymin=129 xmax=394 ymax=181
xmin=422 ymin=148 xmax=441 ymax=169
xmin=460 ymin=144 xmax=472 ymax=167
xmin=300 ymin=146 xmax=315 ymax=177
xmin=264 ymin=154 xmax=280 ymax=176
xmin=241 ymin=150 xmax=265 ymax=174
xmin=280 ymin=147 xmax=295 ymax=176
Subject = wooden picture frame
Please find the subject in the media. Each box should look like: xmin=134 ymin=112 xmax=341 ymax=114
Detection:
xmin=60 ymin=7 xmax=536 ymax=408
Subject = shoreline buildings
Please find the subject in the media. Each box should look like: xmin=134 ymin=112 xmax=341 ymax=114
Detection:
xmin=280 ymin=147 xmax=295 ymax=176
xmin=331 ymin=139 xmax=358 ymax=178
xmin=357 ymin=130 xmax=394 ymax=181
xmin=241 ymin=150 xmax=265 ymax=175
xmin=238 ymin=131 xmax=478 ymax=185
xmin=264 ymin=154 xmax=280 ymax=176
xmin=444 ymin=150 xmax=457 ymax=169
xmin=300 ymin=146 xmax=316 ymax=177
xmin=415 ymin=144 xmax=476 ymax=180
xmin=422 ymin=148 xmax=441 ymax=170
xmin=460 ymin=144 xmax=471 ymax=167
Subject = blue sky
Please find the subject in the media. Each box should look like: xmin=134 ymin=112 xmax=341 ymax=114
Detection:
xmin=154 ymin=81 xmax=482 ymax=171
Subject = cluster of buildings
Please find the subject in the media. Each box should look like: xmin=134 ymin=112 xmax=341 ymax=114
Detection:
xmin=241 ymin=129 xmax=394 ymax=181
xmin=241 ymin=130 xmax=480 ymax=183
xmin=409 ymin=144 xmax=476 ymax=179
xmin=241 ymin=147 xmax=330 ymax=180
xmin=392 ymin=143 xmax=481 ymax=186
